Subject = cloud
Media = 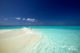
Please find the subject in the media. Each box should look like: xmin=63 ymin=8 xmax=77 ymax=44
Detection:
xmin=16 ymin=17 xmax=21 ymax=20
xmin=26 ymin=18 xmax=36 ymax=22
xmin=15 ymin=17 xmax=37 ymax=22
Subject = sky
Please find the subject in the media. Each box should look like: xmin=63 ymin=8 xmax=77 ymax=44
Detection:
xmin=0 ymin=0 xmax=80 ymax=26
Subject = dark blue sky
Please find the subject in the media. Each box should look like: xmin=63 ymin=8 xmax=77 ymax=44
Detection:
xmin=0 ymin=0 xmax=80 ymax=26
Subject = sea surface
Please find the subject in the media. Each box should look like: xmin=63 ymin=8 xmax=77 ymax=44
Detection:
xmin=0 ymin=26 xmax=80 ymax=53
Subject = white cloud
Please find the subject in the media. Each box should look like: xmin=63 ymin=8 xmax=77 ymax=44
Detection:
xmin=26 ymin=18 xmax=36 ymax=22
xmin=16 ymin=17 xmax=21 ymax=20
xmin=15 ymin=17 xmax=37 ymax=22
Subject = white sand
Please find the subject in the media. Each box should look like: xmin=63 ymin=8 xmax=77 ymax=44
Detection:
xmin=0 ymin=28 xmax=41 ymax=53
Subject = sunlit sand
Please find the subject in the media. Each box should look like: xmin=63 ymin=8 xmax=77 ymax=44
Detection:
xmin=0 ymin=28 xmax=41 ymax=53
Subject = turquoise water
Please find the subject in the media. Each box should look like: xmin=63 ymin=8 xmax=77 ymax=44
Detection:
xmin=0 ymin=26 xmax=80 ymax=30
xmin=0 ymin=26 xmax=80 ymax=53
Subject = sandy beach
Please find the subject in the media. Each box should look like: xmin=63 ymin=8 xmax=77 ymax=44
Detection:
xmin=0 ymin=28 xmax=41 ymax=53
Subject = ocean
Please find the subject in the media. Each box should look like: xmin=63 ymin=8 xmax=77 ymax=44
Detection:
xmin=0 ymin=26 xmax=80 ymax=53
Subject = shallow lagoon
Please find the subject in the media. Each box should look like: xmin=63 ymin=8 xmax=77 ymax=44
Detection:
xmin=0 ymin=26 xmax=80 ymax=53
